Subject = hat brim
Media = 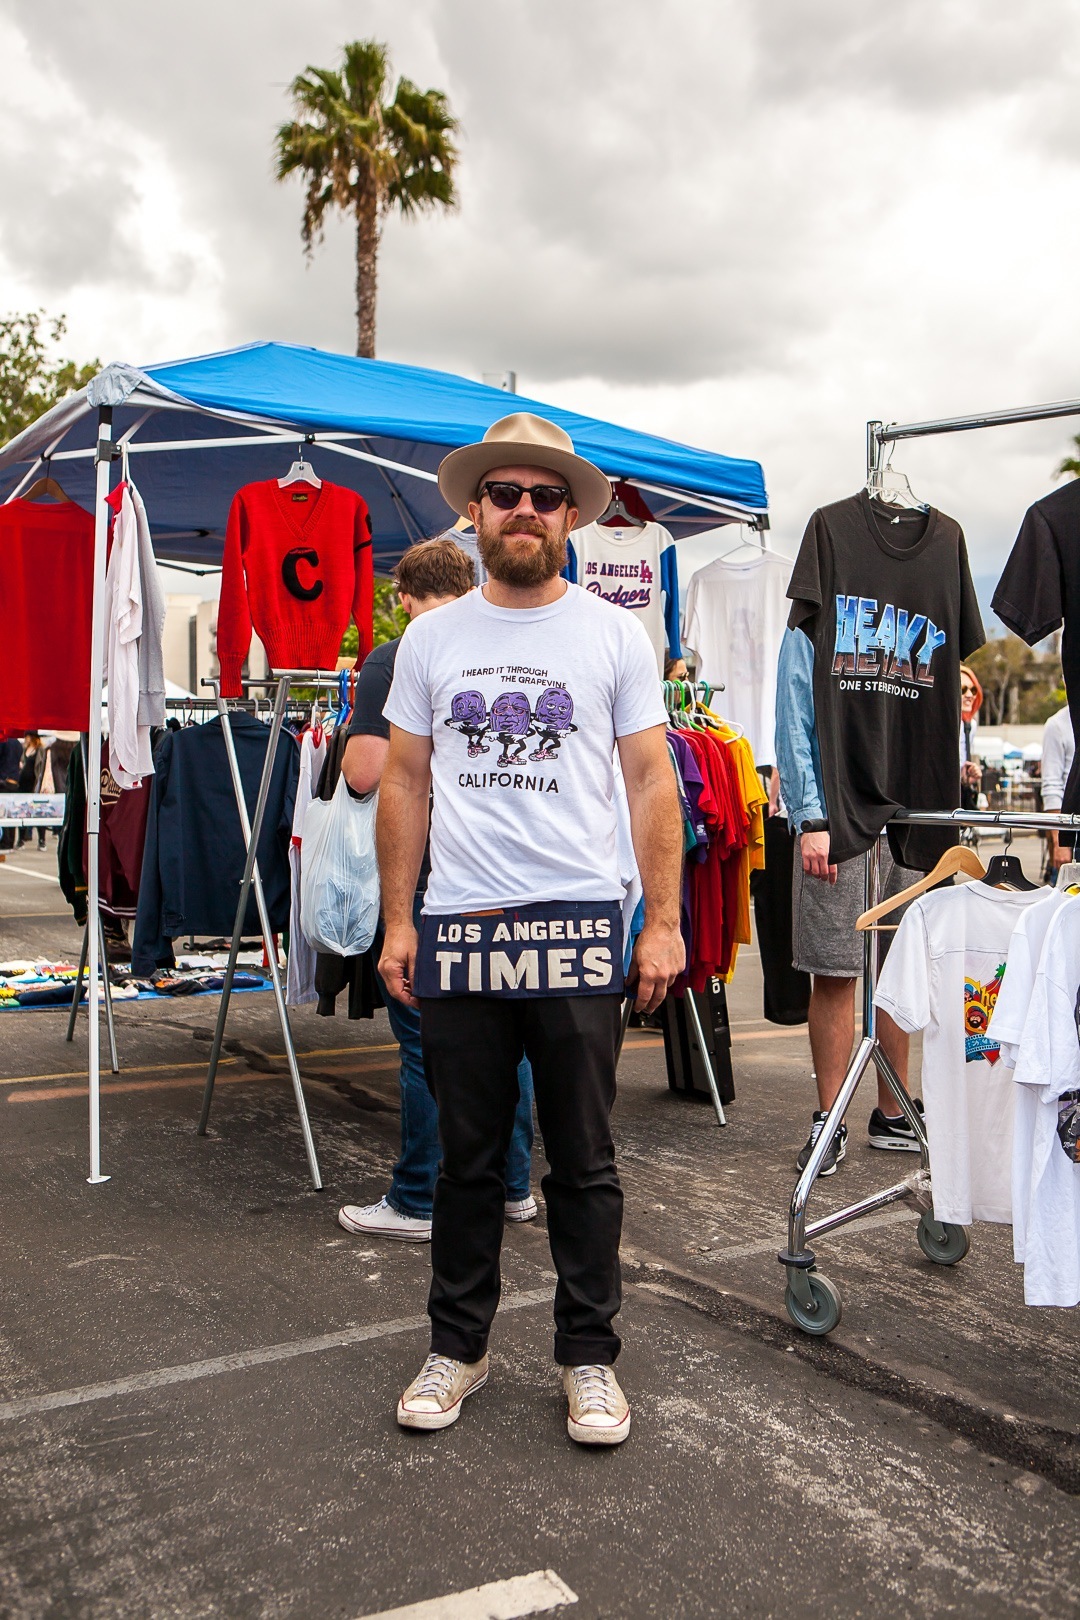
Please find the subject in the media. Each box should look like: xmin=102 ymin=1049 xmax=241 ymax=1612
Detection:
xmin=438 ymin=440 xmax=612 ymax=528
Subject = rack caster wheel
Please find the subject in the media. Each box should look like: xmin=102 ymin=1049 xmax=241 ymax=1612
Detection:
xmin=784 ymin=1269 xmax=843 ymax=1336
xmin=916 ymin=1214 xmax=970 ymax=1266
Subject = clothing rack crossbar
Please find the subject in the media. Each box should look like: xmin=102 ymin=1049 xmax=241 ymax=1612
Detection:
xmin=868 ymin=398 xmax=1080 ymax=474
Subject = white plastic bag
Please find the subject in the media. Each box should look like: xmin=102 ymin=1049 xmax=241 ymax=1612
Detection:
xmin=299 ymin=775 xmax=380 ymax=956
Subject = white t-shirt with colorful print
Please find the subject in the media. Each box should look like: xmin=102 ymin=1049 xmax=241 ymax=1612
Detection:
xmin=875 ymin=881 xmax=1048 ymax=1226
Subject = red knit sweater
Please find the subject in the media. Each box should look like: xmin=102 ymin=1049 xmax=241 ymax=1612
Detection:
xmin=216 ymin=479 xmax=373 ymax=696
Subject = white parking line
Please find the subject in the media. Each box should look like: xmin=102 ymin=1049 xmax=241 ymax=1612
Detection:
xmin=0 ymin=862 xmax=61 ymax=883
xmin=0 ymin=1289 xmax=553 ymax=1423
xmin=354 ymin=1569 xmax=578 ymax=1620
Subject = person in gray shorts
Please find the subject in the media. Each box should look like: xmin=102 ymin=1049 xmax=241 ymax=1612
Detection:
xmin=778 ymin=628 xmax=924 ymax=1176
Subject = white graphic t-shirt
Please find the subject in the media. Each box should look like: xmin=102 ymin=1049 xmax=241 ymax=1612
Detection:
xmin=568 ymin=522 xmax=680 ymax=675
xmin=875 ymin=881 xmax=1048 ymax=1225
xmin=384 ymin=584 xmax=666 ymax=914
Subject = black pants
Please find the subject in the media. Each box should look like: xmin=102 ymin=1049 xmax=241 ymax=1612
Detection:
xmin=419 ymin=993 xmax=624 ymax=1367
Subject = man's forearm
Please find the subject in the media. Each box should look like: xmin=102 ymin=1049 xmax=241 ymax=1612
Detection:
xmin=376 ymin=776 xmax=429 ymax=926
xmin=629 ymin=773 xmax=683 ymax=927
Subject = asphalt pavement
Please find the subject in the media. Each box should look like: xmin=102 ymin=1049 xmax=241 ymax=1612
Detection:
xmin=1 ymin=839 xmax=1078 ymax=1618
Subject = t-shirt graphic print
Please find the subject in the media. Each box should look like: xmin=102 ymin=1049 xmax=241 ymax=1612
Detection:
xmin=788 ymin=490 xmax=984 ymax=870
xmin=445 ymin=682 xmax=577 ymax=776
xmin=964 ymin=966 xmax=1005 ymax=1064
xmin=384 ymin=584 xmax=666 ymax=915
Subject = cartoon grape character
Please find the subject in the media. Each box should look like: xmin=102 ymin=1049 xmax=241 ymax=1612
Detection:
xmin=444 ymin=690 xmax=490 ymax=757
xmin=490 ymin=691 xmax=532 ymax=766
xmin=529 ymin=686 xmax=577 ymax=761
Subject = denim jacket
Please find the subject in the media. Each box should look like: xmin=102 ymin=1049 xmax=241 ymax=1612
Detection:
xmin=775 ymin=626 xmax=826 ymax=830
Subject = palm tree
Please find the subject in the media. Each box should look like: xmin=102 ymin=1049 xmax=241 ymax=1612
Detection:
xmin=275 ymin=40 xmax=460 ymax=359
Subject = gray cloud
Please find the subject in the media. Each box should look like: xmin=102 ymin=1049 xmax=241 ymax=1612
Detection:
xmin=3 ymin=0 xmax=1080 ymax=568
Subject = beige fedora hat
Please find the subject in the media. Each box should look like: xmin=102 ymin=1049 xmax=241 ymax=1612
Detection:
xmin=438 ymin=413 xmax=612 ymax=527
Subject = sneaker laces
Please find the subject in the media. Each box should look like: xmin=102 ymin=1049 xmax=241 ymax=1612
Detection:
xmin=570 ymin=1365 xmax=620 ymax=1416
xmin=411 ymin=1354 xmax=461 ymax=1400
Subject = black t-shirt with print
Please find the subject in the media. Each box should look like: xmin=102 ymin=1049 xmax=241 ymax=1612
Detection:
xmin=993 ymin=480 xmax=1080 ymax=816
xmin=788 ymin=491 xmax=985 ymax=871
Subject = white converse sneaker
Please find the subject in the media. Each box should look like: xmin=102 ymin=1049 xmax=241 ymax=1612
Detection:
xmin=563 ymin=1364 xmax=631 ymax=1445
xmin=337 ymin=1197 xmax=432 ymax=1242
xmin=504 ymin=1195 xmax=538 ymax=1222
xmin=397 ymin=1352 xmax=489 ymax=1430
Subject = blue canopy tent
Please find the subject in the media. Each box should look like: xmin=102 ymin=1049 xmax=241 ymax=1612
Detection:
xmin=0 ymin=341 xmax=767 ymax=1184
xmin=0 ymin=341 xmax=768 ymax=573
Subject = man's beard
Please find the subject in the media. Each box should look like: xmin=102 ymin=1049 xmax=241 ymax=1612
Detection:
xmin=476 ymin=512 xmax=569 ymax=587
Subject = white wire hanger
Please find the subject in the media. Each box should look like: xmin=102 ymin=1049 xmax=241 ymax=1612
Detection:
xmin=278 ymin=440 xmax=322 ymax=489
xmin=714 ymin=522 xmax=787 ymax=563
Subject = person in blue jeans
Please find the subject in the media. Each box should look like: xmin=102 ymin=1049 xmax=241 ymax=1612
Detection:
xmin=337 ymin=538 xmax=536 ymax=1241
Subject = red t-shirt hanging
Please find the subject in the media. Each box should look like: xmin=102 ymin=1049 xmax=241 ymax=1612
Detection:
xmin=0 ymin=497 xmax=94 ymax=732
xmin=216 ymin=479 xmax=374 ymax=696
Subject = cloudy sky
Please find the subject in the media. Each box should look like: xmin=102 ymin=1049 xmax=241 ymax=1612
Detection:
xmin=3 ymin=0 xmax=1080 ymax=589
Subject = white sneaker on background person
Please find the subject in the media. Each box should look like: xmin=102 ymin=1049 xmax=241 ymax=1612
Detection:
xmin=338 ymin=1192 xmax=539 ymax=1240
xmin=337 ymin=1197 xmax=432 ymax=1242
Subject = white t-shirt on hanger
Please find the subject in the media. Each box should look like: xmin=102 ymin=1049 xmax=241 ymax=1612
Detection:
xmin=875 ymin=881 xmax=1048 ymax=1226
xmin=567 ymin=521 xmax=679 ymax=676
xmin=681 ymin=550 xmax=791 ymax=767
xmin=984 ymin=887 xmax=1068 ymax=1263
xmin=995 ymin=898 xmax=1080 ymax=1307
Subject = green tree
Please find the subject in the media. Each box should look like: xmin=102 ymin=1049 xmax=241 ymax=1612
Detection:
xmin=0 ymin=311 xmax=99 ymax=446
xmin=966 ymin=633 xmax=1064 ymax=725
xmin=275 ymin=39 xmax=460 ymax=359
xmin=339 ymin=577 xmax=408 ymax=659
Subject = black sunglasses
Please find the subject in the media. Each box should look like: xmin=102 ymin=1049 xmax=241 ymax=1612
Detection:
xmin=478 ymin=480 xmax=571 ymax=515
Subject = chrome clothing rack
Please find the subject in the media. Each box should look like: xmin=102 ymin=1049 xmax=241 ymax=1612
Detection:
xmin=779 ymin=806 xmax=1080 ymax=1334
xmin=195 ymin=670 xmax=341 ymax=1191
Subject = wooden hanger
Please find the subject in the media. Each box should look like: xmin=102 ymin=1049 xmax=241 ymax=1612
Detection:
xmin=856 ymin=843 xmax=987 ymax=931
xmin=21 ymin=473 xmax=71 ymax=503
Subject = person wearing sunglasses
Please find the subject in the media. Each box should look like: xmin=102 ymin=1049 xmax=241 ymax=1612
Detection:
xmin=376 ymin=413 xmax=684 ymax=1446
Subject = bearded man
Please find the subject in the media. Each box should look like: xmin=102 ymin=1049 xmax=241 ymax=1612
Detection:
xmin=377 ymin=414 xmax=684 ymax=1446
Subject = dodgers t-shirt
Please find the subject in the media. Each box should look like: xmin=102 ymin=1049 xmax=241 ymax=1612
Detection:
xmin=788 ymin=491 xmax=984 ymax=871
xmin=383 ymin=583 xmax=666 ymax=914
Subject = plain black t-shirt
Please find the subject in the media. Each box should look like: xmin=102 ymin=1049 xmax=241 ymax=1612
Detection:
xmin=347 ymin=637 xmax=431 ymax=890
xmin=993 ymin=480 xmax=1080 ymax=815
xmin=347 ymin=639 xmax=398 ymax=744
xmin=788 ymin=490 xmax=985 ymax=871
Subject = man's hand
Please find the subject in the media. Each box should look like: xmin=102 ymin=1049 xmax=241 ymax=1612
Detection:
xmin=801 ymin=830 xmax=837 ymax=883
xmin=379 ymin=922 xmax=420 ymax=1009
xmin=1052 ymin=832 xmax=1072 ymax=870
xmin=628 ymin=919 xmax=685 ymax=1015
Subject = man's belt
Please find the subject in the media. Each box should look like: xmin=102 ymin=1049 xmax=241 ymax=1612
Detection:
xmin=414 ymin=899 xmax=624 ymax=999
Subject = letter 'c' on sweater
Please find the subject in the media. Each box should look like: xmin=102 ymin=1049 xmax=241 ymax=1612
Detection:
xmin=282 ymin=547 xmax=324 ymax=602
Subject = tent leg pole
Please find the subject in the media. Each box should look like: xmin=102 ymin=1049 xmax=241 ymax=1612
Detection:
xmin=87 ymin=406 xmax=112 ymax=1185
xmin=98 ymin=911 xmax=119 ymax=1074
xmin=66 ymin=924 xmax=89 ymax=1044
